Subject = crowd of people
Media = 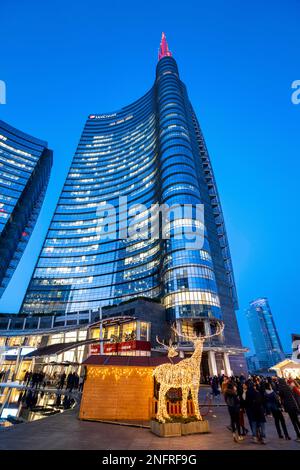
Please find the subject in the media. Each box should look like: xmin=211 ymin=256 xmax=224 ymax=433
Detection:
xmin=18 ymin=388 xmax=76 ymax=411
xmin=23 ymin=371 xmax=46 ymax=388
xmin=0 ymin=367 xmax=86 ymax=392
xmin=21 ymin=370 xmax=85 ymax=392
xmin=209 ymin=374 xmax=300 ymax=444
xmin=57 ymin=371 xmax=84 ymax=392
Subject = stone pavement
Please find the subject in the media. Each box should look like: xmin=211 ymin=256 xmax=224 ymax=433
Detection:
xmin=0 ymin=405 xmax=300 ymax=450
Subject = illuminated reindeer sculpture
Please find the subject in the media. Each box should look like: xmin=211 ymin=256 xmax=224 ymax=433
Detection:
xmin=154 ymin=321 xmax=224 ymax=423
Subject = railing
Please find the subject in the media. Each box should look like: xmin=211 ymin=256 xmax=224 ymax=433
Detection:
xmin=151 ymin=398 xmax=195 ymax=418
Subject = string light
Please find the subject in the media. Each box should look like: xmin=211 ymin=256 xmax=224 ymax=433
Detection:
xmin=88 ymin=366 xmax=153 ymax=382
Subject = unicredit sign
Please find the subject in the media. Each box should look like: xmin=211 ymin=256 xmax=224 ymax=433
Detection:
xmin=89 ymin=114 xmax=117 ymax=119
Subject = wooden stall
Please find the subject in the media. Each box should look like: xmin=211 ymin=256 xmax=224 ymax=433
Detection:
xmin=79 ymin=355 xmax=181 ymax=422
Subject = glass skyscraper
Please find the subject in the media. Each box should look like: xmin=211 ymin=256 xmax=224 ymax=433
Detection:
xmin=246 ymin=297 xmax=285 ymax=370
xmin=20 ymin=34 xmax=246 ymax=372
xmin=0 ymin=120 xmax=52 ymax=296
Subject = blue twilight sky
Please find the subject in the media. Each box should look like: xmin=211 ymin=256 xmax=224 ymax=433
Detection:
xmin=0 ymin=0 xmax=299 ymax=353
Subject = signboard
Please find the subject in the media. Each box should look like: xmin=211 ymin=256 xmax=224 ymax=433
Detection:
xmin=90 ymin=341 xmax=151 ymax=355
xmin=103 ymin=343 xmax=118 ymax=354
xmin=89 ymin=113 xmax=117 ymax=119
xmin=89 ymin=344 xmax=100 ymax=355
xmin=118 ymin=341 xmax=151 ymax=352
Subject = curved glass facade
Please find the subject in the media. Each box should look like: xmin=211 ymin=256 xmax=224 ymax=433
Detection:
xmin=21 ymin=49 xmax=240 ymax=346
xmin=0 ymin=120 xmax=52 ymax=296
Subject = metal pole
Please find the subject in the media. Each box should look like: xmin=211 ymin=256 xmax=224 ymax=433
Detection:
xmin=99 ymin=307 xmax=104 ymax=355
xmin=12 ymin=346 xmax=22 ymax=382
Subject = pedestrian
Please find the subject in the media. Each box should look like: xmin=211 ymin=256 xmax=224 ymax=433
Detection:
xmin=55 ymin=394 xmax=61 ymax=407
xmin=58 ymin=371 xmax=66 ymax=390
xmin=241 ymin=382 xmax=254 ymax=435
xmin=78 ymin=375 xmax=84 ymax=392
xmin=221 ymin=376 xmax=229 ymax=394
xmin=224 ymin=382 xmax=244 ymax=442
xmin=278 ymin=378 xmax=300 ymax=442
xmin=288 ymin=380 xmax=300 ymax=409
xmin=66 ymin=372 xmax=75 ymax=392
xmin=23 ymin=370 xmax=29 ymax=384
xmin=211 ymin=375 xmax=220 ymax=403
xmin=264 ymin=382 xmax=290 ymax=440
xmin=26 ymin=371 xmax=32 ymax=386
xmin=237 ymin=382 xmax=249 ymax=436
xmin=4 ymin=368 xmax=11 ymax=382
xmin=247 ymin=383 xmax=267 ymax=444
xmin=73 ymin=372 xmax=79 ymax=390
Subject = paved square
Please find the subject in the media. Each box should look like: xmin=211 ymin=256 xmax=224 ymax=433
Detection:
xmin=0 ymin=404 xmax=299 ymax=450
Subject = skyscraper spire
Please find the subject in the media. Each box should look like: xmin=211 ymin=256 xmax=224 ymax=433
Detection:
xmin=158 ymin=32 xmax=172 ymax=61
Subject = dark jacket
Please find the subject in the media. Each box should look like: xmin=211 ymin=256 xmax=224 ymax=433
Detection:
xmin=264 ymin=390 xmax=281 ymax=413
xmin=224 ymin=389 xmax=240 ymax=410
xmin=246 ymin=388 xmax=266 ymax=423
xmin=278 ymin=379 xmax=300 ymax=414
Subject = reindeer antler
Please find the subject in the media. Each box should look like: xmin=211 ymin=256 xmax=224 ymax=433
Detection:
xmin=171 ymin=324 xmax=186 ymax=339
xmin=201 ymin=321 xmax=224 ymax=340
xmin=156 ymin=336 xmax=178 ymax=360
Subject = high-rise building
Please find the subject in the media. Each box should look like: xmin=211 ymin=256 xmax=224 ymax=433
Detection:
xmin=246 ymin=297 xmax=285 ymax=370
xmin=0 ymin=120 xmax=52 ymax=296
xmin=18 ymin=33 xmax=246 ymax=374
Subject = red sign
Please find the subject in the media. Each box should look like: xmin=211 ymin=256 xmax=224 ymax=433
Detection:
xmin=103 ymin=343 xmax=118 ymax=354
xmin=118 ymin=341 xmax=151 ymax=352
xmin=90 ymin=341 xmax=151 ymax=355
xmin=90 ymin=344 xmax=100 ymax=355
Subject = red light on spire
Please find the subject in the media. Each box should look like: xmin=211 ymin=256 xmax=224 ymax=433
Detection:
xmin=158 ymin=32 xmax=172 ymax=61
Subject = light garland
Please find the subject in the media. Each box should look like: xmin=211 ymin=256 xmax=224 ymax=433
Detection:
xmin=88 ymin=366 xmax=153 ymax=382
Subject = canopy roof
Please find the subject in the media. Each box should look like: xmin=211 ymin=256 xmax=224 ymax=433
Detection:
xmin=271 ymin=359 xmax=300 ymax=370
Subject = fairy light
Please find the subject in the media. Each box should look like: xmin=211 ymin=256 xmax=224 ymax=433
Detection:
xmin=88 ymin=366 xmax=153 ymax=382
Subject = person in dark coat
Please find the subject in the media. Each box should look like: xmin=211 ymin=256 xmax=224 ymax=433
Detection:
xmin=246 ymin=383 xmax=267 ymax=444
xmin=224 ymin=383 xmax=244 ymax=442
xmin=278 ymin=378 xmax=300 ymax=441
xmin=31 ymin=372 xmax=38 ymax=388
xmin=25 ymin=390 xmax=33 ymax=408
xmin=55 ymin=394 xmax=62 ymax=407
xmin=73 ymin=372 xmax=79 ymax=390
xmin=23 ymin=371 xmax=29 ymax=384
xmin=264 ymin=382 xmax=290 ymax=439
xmin=58 ymin=372 xmax=66 ymax=390
xmin=211 ymin=376 xmax=220 ymax=398
xmin=26 ymin=371 xmax=32 ymax=386
xmin=239 ymin=382 xmax=250 ymax=436
xmin=66 ymin=372 xmax=75 ymax=392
